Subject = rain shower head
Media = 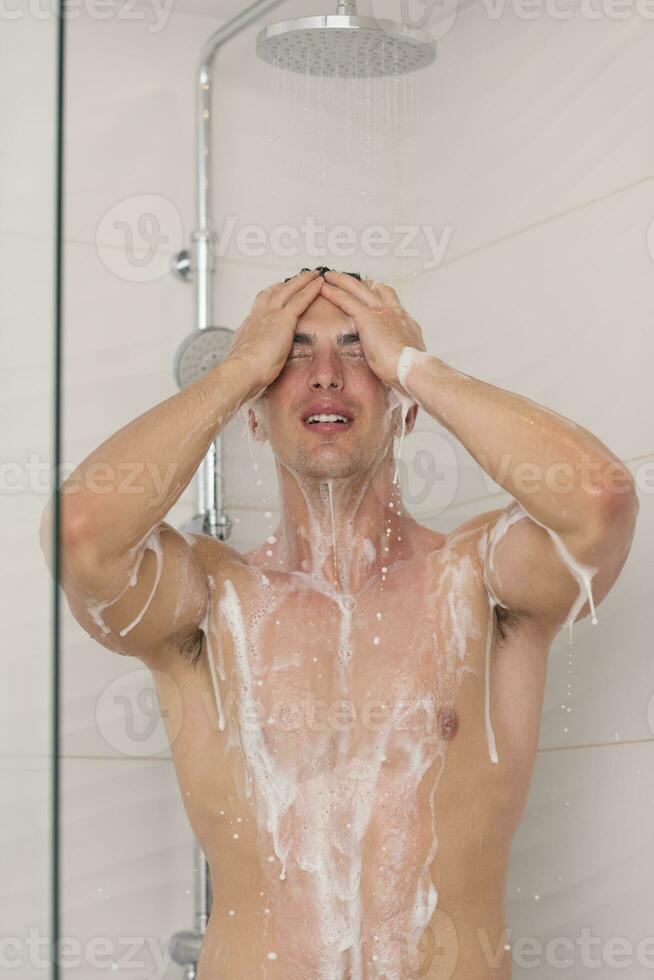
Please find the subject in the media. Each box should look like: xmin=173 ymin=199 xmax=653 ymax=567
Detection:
xmin=256 ymin=11 xmax=436 ymax=78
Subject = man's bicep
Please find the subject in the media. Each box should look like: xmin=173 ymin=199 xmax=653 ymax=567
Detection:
xmin=63 ymin=521 xmax=211 ymax=663
xmin=478 ymin=499 xmax=634 ymax=630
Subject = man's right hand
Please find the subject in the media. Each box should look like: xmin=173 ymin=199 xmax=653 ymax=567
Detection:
xmin=225 ymin=269 xmax=324 ymax=400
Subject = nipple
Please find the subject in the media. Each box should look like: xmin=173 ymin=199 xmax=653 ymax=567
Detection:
xmin=438 ymin=707 xmax=459 ymax=741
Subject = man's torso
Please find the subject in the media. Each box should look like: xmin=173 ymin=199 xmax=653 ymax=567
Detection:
xmin=151 ymin=513 xmax=556 ymax=979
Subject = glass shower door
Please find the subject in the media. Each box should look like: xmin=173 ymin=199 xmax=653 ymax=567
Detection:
xmin=0 ymin=5 xmax=61 ymax=978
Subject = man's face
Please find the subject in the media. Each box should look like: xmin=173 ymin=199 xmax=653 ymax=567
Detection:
xmin=253 ymin=294 xmax=399 ymax=480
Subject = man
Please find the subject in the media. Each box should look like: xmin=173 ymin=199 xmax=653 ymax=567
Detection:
xmin=43 ymin=267 xmax=638 ymax=979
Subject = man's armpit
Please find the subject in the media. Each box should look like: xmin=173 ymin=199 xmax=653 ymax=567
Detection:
xmin=493 ymin=602 xmax=530 ymax=646
xmin=166 ymin=621 xmax=206 ymax=667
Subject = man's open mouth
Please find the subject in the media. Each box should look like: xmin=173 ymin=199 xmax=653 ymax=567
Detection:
xmin=301 ymin=409 xmax=353 ymax=430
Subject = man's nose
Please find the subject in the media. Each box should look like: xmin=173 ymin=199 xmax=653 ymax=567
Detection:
xmin=308 ymin=350 xmax=344 ymax=391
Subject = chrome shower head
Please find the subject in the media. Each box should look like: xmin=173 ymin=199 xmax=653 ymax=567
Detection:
xmin=256 ymin=11 xmax=436 ymax=78
xmin=173 ymin=326 xmax=234 ymax=389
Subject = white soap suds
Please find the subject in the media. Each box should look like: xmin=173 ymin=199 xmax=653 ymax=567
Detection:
xmin=87 ymin=523 xmax=165 ymax=637
xmin=386 ymin=387 xmax=414 ymax=486
xmin=396 ymin=346 xmax=430 ymax=393
xmin=479 ymin=498 xmax=601 ymax=764
xmin=487 ymin=500 xmax=599 ymax=639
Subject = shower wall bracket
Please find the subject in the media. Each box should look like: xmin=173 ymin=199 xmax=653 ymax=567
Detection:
xmin=171 ymin=248 xmax=193 ymax=283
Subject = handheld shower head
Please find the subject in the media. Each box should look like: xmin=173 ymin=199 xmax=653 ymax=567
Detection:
xmin=256 ymin=10 xmax=436 ymax=78
xmin=173 ymin=326 xmax=234 ymax=389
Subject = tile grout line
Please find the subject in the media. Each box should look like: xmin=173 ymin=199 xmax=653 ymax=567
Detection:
xmin=538 ymin=736 xmax=654 ymax=753
xmin=3 ymin=737 xmax=653 ymax=766
xmin=7 ymin=173 xmax=651 ymax=271
xmin=395 ymin=174 xmax=654 ymax=283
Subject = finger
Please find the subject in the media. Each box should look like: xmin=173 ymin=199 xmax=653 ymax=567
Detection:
xmin=252 ymin=284 xmax=276 ymax=313
xmin=353 ymin=277 xmax=402 ymax=309
xmin=322 ymin=270 xmax=379 ymax=308
xmin=319 ymin=280 xmax=370 ymax=317
xmin=277 ymin=269 xmax=322 ymax=309
xmin=373 ymin=282 xmax=402 ymax=307
xmin=284 ymin=274 xmax=325 ymax=314
xmin=253 ymin=269 xmax=319 ymax=312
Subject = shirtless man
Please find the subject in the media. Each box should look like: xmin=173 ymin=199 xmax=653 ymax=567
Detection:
xmin=42 ymin=267 xmax=639 ymax=979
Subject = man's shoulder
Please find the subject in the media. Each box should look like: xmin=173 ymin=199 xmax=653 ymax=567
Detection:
xmin=447 ymin=506 xmax=504 ymax=536
xmin=181 ymin=530 xmax=248 ymax=585
xmin=411 ymin=507 xmax=504 ymax=556
xmin=415 ymin=508 xmax=503 ymax=586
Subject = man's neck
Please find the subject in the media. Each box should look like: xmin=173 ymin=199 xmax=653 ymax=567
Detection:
xmin=272 ymin=456 xmax=410 ymax=594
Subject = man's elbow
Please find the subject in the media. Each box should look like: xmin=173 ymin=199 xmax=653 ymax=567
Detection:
xmin=39 ymin=495 xmax=94 ymax=572
xmin=593 ymin=465 xmax=639 ymax=542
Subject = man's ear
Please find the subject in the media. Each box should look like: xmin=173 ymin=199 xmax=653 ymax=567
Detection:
xmin=249 ymin=406 xmax=269 ymax=444
xmin=391 ymin=400 xmax=418 ymax=437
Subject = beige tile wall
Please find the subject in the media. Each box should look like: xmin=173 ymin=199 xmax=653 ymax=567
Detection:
xmin=51 ymin=0 xmax=654 ymax=975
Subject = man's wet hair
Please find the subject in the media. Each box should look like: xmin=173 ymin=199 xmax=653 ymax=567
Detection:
xmin=283 ymin=266 xmax=362 ymax=283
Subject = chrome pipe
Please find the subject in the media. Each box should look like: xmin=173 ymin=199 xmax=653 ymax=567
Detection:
xmin=195 ymin=0 xmax=288 ymax=235
xmin=194 ymin=839 xmax=212 ymax=935
xmin=193 ymin=0 xmax=286 ymax=543
xmin=175 ymin=4 xmax=291 ymax=965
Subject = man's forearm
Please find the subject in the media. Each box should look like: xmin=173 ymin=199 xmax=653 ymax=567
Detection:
xmin=400 ymin=350 xmax=636 ymax=535
xmin=50 ymin=356 xmax=252 ymax=562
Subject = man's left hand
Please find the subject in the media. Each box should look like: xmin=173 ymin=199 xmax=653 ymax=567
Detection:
xmin=319 ymin=271 xmax=426 ymax=389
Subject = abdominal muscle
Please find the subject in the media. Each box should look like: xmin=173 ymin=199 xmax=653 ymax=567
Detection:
xmin=161 ymin=534 xmax=546 ymax=980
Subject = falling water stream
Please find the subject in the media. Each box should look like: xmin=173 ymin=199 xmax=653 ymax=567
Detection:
xmin=262 ymin=33 xmax=420 ymax=284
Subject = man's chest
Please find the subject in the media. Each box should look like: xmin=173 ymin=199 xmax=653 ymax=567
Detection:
xmin=211 ymin=550 xmax=491 ymax=763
